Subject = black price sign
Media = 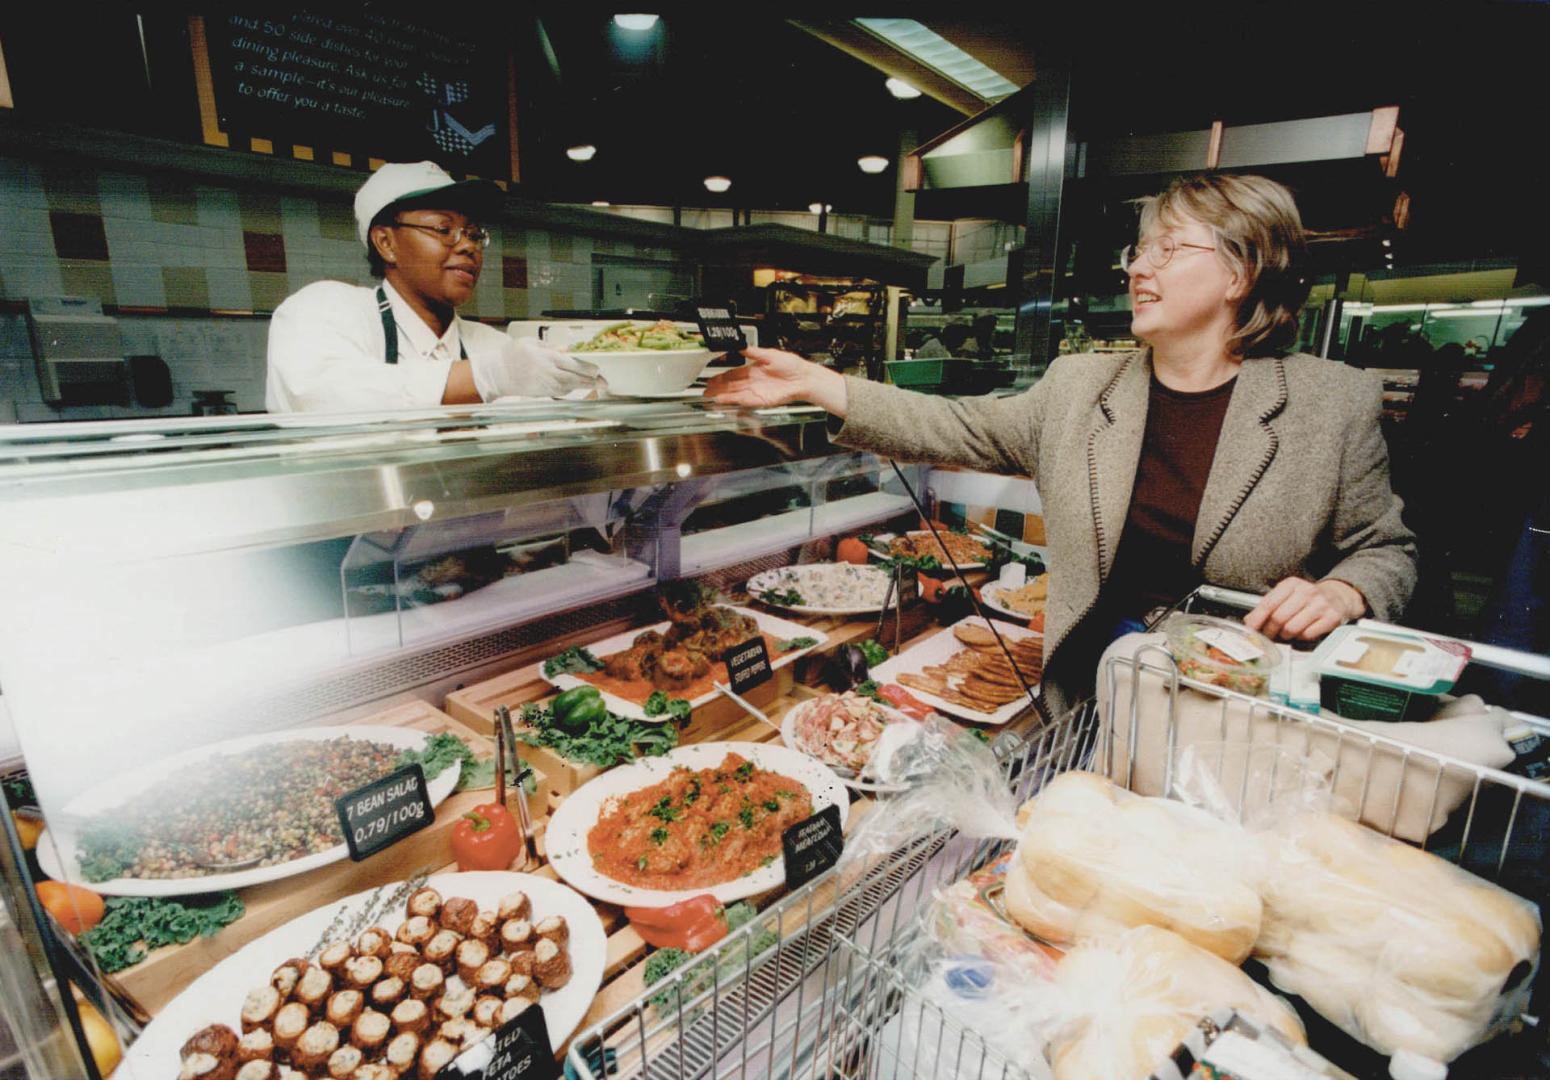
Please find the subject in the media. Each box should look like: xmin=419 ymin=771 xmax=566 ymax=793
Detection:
xmin=723 ymin=636 xmax=772 ymax=695
xmin=482 ymin=1003 xmax=555 ymax=1080
xmin=781 ymin=803 xmax=844 ymax=890
xmin=335 ymin=763 xmax=434 ymax=862
xmin=693 ymin=304 xmax=747 ymax=353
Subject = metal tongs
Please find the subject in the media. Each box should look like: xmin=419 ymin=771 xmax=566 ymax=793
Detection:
xmin=873 ymin=559 xmax=905 ymax=655
xmin=494 ymin=704 xmax=539 ymax=870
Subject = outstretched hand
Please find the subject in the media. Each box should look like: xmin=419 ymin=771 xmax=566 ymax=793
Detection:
xmin=703 ymin=347 xmax=848 ymax=416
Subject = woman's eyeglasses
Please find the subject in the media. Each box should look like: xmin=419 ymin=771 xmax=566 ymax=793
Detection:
xmin=1120 ymin=235 xmax=1216 ymax=272
xmin=393 ymin=221 xmax=492 ymax=249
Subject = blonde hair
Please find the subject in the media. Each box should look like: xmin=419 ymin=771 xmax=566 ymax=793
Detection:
xmin=1136 ymin=173 xmax=1310 ymax=357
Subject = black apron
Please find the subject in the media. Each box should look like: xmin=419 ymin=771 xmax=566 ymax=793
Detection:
xmin=377 ymin=286 xmax=467 ymax=365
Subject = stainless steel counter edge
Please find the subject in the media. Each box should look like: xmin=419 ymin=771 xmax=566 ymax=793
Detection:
xmin=0 ymin=407 xmax=842 ymax=558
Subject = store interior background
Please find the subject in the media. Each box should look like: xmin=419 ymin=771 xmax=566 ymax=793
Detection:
xmin=0 ymin=7 xmax=1546 ymax=647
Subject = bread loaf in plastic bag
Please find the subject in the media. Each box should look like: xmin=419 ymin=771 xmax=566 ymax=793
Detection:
xmin=1004 ymin=770 xmax=1264 ymax=963
xmin=1044 ymin=925 xmax=1305 ymax=1080
xmin=1256 ymin=809 xmax=1541 ymax=1061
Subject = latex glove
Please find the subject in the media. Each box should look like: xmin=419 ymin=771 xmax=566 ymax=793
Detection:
xmin=470 ymin=338 xmax=600 ymax=401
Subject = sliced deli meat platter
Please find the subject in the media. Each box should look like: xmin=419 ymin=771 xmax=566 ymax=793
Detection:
xmin=869 ymin=616 xmax=1042 ymax=725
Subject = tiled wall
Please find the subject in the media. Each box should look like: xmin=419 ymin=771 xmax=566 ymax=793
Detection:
xmin=0 ymin=155 xmax=687 ymax=421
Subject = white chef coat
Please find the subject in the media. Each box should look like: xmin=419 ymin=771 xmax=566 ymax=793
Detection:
xmin=265 ymin=279 xmax=508 ymax=412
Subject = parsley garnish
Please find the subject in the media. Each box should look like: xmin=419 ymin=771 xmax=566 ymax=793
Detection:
xmin=738 ymin=803 xmax=756 ymax=829
xmin=648 ymin=796 xmax=683 ymax=824
xmin=650 ymin=827 xmax=669 ymax=846
xmin=514 ymin=701 xmax=678 ymax=768
xmin=734 ymin=761 xmax=754 ymax=782
xmin=80 ymin=893 xmax=245 ymax=973
xmin=857 ymin=638 xmax=889 ymax=667
xmin=543 ymin=646 xmax=604 ymax=678
xmin=759 ymin=587 xmax=804 ymax=607
xmin=762 ymin=798 xmax=780 ymax=813
xmin=778 ymin=636 xmax=819 ymax=651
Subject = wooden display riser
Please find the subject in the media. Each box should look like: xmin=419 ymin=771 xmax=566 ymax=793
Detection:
xmin=116 ymin=700 xmax=550 ymax=1016
xmin=113 ymin=592 xmax=1042 ymax=1060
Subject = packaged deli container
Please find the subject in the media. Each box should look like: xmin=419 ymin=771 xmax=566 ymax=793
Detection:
xmin=1309 ymin=624 xmax=1471 ymax=722
xmin=1163 ymin=614 xmax=1277 ymax=697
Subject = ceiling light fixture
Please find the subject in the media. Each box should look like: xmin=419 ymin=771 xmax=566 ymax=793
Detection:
xmin=885 ymin=76 xmax=922 ymax=99
xmin=808 ymin=202 xmax=824 ymax=214
xmin=857 ymin=19 xmax=1019 ymax=101
xmin=613 ymin=14 xmax=659 ymax=31
xmin=703 ymin=175 xmax=731 ymax=193
xmin=591 ymin=201 xmax=610 ymax=207
xmin=566 ymin=144 xmax=597 ymax=162
xmin=857 ymin=155 xmax=890 ymax=174
xmin=1381 ymin=238 xmax=1392 ymax=248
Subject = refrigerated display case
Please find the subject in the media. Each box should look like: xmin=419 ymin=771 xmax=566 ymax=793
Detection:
xmin=0 ymin=398 xmax=1022 ymax=1078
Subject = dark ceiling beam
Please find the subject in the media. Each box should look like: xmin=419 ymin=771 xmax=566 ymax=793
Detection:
xmin=927 ymin=21 xmax=1037 ymax=90
xmin=785 ymin=19 xmax=985 ymax=116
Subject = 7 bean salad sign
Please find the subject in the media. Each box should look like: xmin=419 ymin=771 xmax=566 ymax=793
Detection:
xmin=335 ymin=763 xmax=435 ymax=861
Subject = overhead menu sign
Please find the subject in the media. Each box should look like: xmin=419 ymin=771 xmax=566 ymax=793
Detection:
xmin=204 ymin=13 xmax=511 ymax=176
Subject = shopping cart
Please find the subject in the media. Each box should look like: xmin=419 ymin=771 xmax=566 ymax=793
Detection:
xmin=568 ymin=588 xmax=1550 ymax=1078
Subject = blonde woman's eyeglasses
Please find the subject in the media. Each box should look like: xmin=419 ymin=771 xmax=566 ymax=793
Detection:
xmin=1120 ymin=236 xmax=1216 ymax=272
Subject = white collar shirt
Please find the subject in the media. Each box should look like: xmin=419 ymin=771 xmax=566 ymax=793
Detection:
xmin=265 ymin=278 xmax=504 ymax=412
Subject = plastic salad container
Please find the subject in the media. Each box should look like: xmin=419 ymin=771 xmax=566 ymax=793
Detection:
xmin=1163 ymin=614 xmax=1278 ymax=697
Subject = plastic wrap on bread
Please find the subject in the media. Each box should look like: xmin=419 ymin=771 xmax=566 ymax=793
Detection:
xmin=836 ymin=713 xmax=1024 ymax=870
xmin=1255 ymin=809 xmax=1541 ymax=1062
xmin=1046 ymin=926 xmax=1305 ymax=1080
xmin=1004 ymin=771 xmax=1264 ymax=963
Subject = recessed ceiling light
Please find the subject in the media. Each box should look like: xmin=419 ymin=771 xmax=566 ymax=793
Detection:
xmin=566 ymin=144 xmax=597 ymax=162
xmin=591 ymin=200 xmax=610 ymax=207
xmin=857 ymin=155 xmax=890 ymax=174
xmin=857 ymin=19 xmax=1019 ymax=101
xmin=613 ymin=14 xmax=659 ymax=31
xmin=703 ymin=175 xmax=731 ymax=193
xmin=1381 ymin=238 xmax=1392 ymax=248
xmin=885 ymin=76 xmax=922 ymax=99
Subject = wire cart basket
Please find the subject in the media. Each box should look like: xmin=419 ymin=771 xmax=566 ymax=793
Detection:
xmin=568 ymin=587 xmax=1550 ymax=1078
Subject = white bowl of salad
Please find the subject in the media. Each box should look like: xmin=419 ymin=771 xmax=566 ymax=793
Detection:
xmin=568 ymin=320 xmax=715 ymax=396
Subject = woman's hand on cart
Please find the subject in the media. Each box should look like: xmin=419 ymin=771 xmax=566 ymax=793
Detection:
xmin=1244 ymin=576 xmax=1365 ymax=641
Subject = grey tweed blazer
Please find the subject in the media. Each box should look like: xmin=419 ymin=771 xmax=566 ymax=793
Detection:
xmin=835 ymin=350 xmax=1418 ymax=716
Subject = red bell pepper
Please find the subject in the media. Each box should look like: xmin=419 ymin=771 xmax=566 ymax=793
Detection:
xmin=451 ymin=803 xmax=522 ymax=871
xmin=625 ymin=894 xmax=729 ymax=952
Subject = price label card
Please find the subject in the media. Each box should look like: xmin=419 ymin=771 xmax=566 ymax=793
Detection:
xmin=781 ymin=803 xmax=844 ymax=890
xmin=723 ymin=636 xmax=772 ymax=695
xmin=693 ymin=304 xmax=747 ymax=353
xmin=482 ymin=1003 xmax=556 ymax=1080
xmin=334 ymin=763 xmax=434 ymax=862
